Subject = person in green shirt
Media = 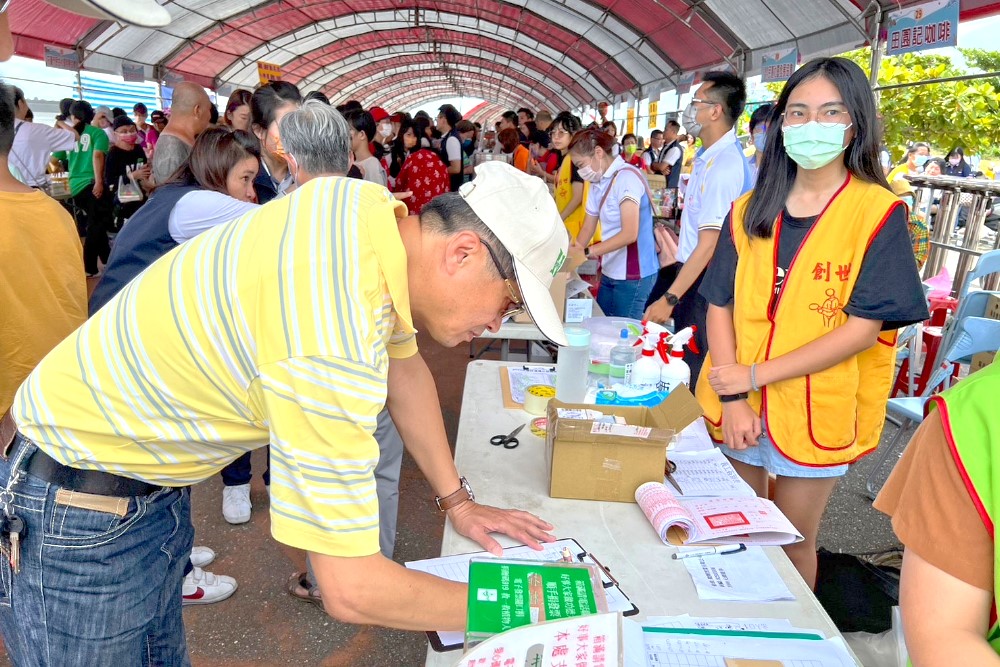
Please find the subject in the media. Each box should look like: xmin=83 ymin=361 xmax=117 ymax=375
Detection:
xmin=67 ymin=100 xmax=111 ymax=276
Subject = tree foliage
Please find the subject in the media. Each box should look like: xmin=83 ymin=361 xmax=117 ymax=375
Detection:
xmin=764 ymin=48 xmax=1000 ymax=160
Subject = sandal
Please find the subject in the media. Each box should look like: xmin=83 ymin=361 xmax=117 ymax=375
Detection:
xmin=286 ymin=571 xmax=324 ymax=610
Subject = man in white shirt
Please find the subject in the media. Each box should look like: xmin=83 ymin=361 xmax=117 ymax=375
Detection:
xmin=9 ymin=87 xmax=77 ymax=187
xmin=643 ymin=120 xmax=684 ymax=187
xmin=644 ymin=72 xmax=753 ymax=389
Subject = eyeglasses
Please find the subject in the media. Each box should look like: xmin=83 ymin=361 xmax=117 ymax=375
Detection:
xmin=691 ymin=98 xmax=720 ymax=107
xmin=480 ymin=239 xmax=525 ymax=319
xmin=781 ymin=106 xmax=851 ymax=129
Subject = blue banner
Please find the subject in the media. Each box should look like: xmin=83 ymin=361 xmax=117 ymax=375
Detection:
xmin=761 ymin=47 xmax=798 ymax=83
xmin=886 ymin=0 xmax=959 ymax=55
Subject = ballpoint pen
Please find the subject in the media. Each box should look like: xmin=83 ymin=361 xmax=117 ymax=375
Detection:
xmin=671 ymin=544 xmax=747 ymax=560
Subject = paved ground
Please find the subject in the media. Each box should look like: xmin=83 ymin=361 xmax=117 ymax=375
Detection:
xmin=0 ymin=334 xmax=911 ymax=666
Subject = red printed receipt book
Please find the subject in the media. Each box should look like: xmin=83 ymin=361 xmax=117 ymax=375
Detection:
xmin=635 ymin=482 xmax=804 ymax=546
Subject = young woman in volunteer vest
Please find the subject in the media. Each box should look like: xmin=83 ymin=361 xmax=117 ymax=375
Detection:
xmin=696 ymin=57 xmax=929 ymax=587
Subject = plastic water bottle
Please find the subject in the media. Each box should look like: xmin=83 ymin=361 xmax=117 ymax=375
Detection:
xmin=608 ymin=329 xmax=635 ymax=382
xmin=556 ymin=326 xmax=592 ymax=403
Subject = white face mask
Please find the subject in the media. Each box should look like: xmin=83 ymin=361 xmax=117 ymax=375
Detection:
xmin=578 ymin=162 xmax=604 ymax=183
xmin=682 ymin=104 xmax=703 ymax=139
xmin=379 ymin=123 xmax=393 ymax=138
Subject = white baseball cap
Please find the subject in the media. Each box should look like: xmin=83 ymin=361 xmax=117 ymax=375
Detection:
xmin=459 ymin=161 xmax=570 ymax=346
xmin=43 ymin=0 xmax=172 ymax=27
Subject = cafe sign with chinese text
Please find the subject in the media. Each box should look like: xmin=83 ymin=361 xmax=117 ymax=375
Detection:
xmin=761 ymin=47 xmax=798 ymax=83
xmin=886 ymin=0 xmax=958 ymax=55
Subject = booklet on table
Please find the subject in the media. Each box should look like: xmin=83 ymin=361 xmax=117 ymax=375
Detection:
xmin=635 ymin=482 xmax=804 ymax=546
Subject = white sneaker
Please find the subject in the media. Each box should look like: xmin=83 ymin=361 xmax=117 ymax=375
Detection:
xmin=182 ymin=566 xmax=237 ymax=605
xmin=189 ymin=545 xmax=216 ymax=568
xmin=222 ymin=483 xmax=252 ymax=524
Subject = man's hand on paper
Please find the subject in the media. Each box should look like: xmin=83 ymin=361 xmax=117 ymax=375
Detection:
xmin=448 ymin=502 xmax=556 ymax=556
xmin=707 ymin=363 xmax=752 ymax=395
xmin=721 ymin=400 xmax=761 ymax=450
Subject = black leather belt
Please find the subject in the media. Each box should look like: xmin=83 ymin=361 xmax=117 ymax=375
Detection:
xmin=24 ymin=447 xmax=164 ymax=497
xmin=3 ymin=410 xmax=166 ymax=497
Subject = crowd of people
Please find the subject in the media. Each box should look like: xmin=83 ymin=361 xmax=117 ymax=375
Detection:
xmin=1 ymin=53 xmax=998 ymax=664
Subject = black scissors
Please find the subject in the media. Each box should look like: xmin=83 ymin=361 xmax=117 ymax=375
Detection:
xmin=490 ymin=424 xmax=525 ymax=449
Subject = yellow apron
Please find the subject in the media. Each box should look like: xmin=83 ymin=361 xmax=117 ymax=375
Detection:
xmin=555 ymin=155 xmax=599 ymax=243
xmin=697 ymin=175 xmax=902 ymax=466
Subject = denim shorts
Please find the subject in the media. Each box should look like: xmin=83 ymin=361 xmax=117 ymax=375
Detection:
xmin=719 ymin=418 xmax=849 ymax=478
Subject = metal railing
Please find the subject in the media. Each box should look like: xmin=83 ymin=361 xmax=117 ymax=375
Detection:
xmin=908 ymin=174 xmax=1000 ymax=295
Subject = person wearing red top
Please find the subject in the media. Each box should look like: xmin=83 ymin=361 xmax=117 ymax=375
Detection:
xmin=393 ymin=117 xmax=449 ymax=214
xmin=621 ymin=133 xmax=645 ymax=168
xmin=529 ymin=129 xmax=560 ymax=184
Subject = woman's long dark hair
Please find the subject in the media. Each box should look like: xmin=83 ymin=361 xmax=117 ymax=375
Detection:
xmin=389 ymin=116 xmax=431 ymax=179
xmin=745 ymin=57 xmax=889 ymax=239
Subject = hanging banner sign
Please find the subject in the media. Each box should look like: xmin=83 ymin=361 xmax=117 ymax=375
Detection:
xmin=886 ymin=0 xmax=958 ymax=55
xmin=44 ymin=45 xmax=80 ymax=72
xmin=761 ymin=47 xmax=798 ymax=83
xmin=675 ymin=72 xmax=697 ymax=95
xmin=257 ymin=61 xmax=283 ymax=85
xmin=162 ymin=70 xmax=185 ymax=87
xmin=648 ymin=101 xmax=659 ymax=129
xmin=121 ymin=61 xmax=145 ymax=83
xmin=626 ymin=108 xmax=636 ymax=135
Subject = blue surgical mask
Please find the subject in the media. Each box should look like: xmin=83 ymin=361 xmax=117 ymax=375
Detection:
xmin=781 ymin=121 xmax=853 ymax=170
xmin=914 ymin=154 xmax=930 ymax=167
xmin=462 ymin=138 xmax=473 ymax=148
xmin=752 ymin=132 xmax=766 ymax=152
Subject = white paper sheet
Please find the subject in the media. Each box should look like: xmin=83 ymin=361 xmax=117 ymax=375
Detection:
xmin=644 ymin=615 xmax=806 ymax=634
xmin=642 ymin=628 xmax=857 ymax=667
xmin=680 ymin=546 xmax=795 ymax=602
xmin=673 ymin=419 xmax=714 ymax=453
xmin=669 ymin=449 xmax=757 ymax=498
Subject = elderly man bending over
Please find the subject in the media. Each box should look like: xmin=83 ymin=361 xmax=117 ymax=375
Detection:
xmin=0 ymin=98 xmax=571 ymax=663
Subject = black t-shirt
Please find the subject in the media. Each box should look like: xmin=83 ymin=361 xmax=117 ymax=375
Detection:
xmin=701 ymin=206 xmax=929 ymax=330
xmin=104 ymin=145 xmax=146 ymax=190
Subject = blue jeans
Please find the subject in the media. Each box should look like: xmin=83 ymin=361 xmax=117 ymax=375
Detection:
xmin=597 ymin=273 xmax=657 ymax=320
xmin=0 ymin=437 xmax=194 ymax=666
xmin=220 ymin=447 xmax=270 ymax=486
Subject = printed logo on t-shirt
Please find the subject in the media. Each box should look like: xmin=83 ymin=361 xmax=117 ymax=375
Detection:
xmin=77 ymin=133 xmax=91 ymax=153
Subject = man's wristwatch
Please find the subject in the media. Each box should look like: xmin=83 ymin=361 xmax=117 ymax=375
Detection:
xmin=435 ymin=477 xmax=475 ymax=511
xmin=583 ymin=246 xmax=591 ymax=257
xmin=664 ymin=292 xmax=679 ymax=306
xmin=719 ymin=393 xmax=749 ymax=403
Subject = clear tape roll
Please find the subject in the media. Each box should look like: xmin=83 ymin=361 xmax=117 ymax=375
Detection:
xmin=523 ymin=384 xmax=556 ymax=415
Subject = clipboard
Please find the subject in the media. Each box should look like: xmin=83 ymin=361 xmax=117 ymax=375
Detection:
xmin=404 ymin=537 xmax=639 ymax=652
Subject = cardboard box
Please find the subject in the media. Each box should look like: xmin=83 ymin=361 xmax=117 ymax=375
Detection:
xmin=646 ymin=173 xmax=667 ymax=190
xmin=970 ymin=351 xmax=997 ymax=374
xmin=986 ymin=293 xmax=1000 ymax=321
xmin=545 ymin=390 xmax=704 ymax=503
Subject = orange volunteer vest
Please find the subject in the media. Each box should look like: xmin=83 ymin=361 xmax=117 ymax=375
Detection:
xmin=696 ymin=174 xmax=902 ymax=466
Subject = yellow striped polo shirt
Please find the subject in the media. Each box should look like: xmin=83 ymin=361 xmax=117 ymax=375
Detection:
xmin=13 ymin=177 xmax=416 ymax=557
